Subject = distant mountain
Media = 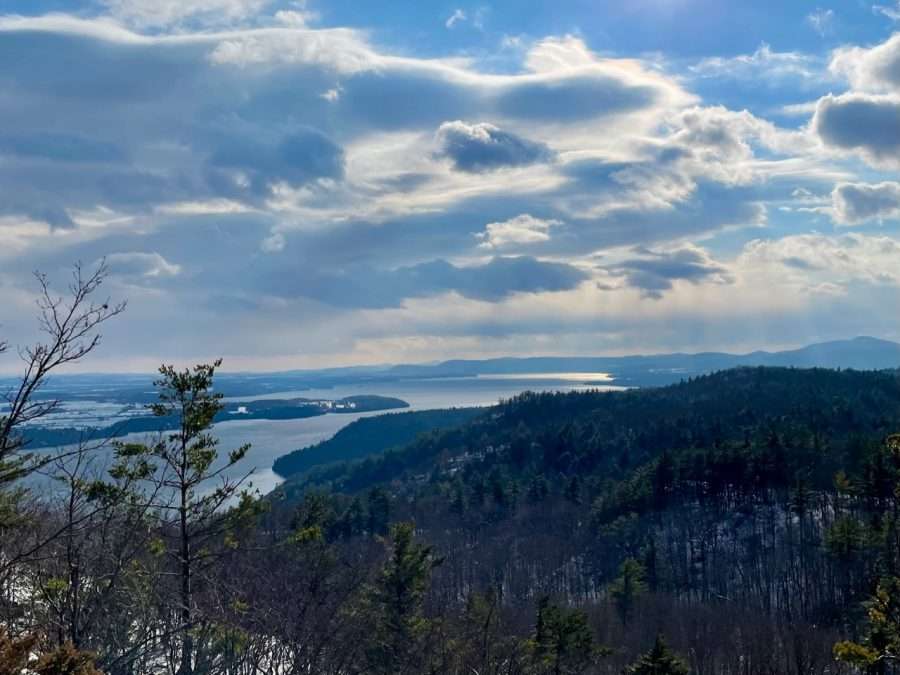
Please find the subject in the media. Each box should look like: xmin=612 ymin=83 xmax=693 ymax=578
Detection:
xmin=742 ymin=336 xmax=900 ymax=370
xmin=381 ymin=336 xmax=900 ymax=386
xmin=5 ymin=337 xmax=898 ymax=398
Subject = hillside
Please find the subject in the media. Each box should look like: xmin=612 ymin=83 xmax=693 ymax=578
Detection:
xmin=281 ymin=366 xmax=900 ymax=499
xmin=268 ymin=366 xmax=900 ymax=670
xmin=272 ymin=407 xmax=482 ymax=478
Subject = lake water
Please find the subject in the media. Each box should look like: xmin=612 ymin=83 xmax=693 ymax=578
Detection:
xmin=36 ymin=375 xmax=623 ymax=495
xmin=214 ymin=376 xmax=622 ymax=493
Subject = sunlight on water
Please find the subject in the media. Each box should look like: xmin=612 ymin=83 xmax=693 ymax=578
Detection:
xmin=475 ymin=372 xmax=614 ymax=382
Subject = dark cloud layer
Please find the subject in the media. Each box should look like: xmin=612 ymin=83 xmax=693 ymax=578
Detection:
xmin=496 ymin=75 xmax=657 ymax=122
xmin=606 ymin=246 xmax=733 ymax=299
xmin=832 ymin=181 xmax=900 ymax=225
xmin=434 ymin=121 xmax=554 ymax=172
xmin=209 ymin=127 xmax=345 ymax=196
xmin=814 ymin=94 xmax=900 ymax=162
xmin=259 ymin=256 xmax=589 ymax=309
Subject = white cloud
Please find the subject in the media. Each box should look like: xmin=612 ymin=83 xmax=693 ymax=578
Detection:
xmin=445 ymin=9 xmax=467 ymax=29
xmin=156 ymin=199 xmax=253 ymax=216
xmin=0 ymin=11 xmax=891 ymax=367
xmin=100 ymin=0 xmax=273 ymax=29
xmin=274 ymin=6 xmax=317 ymax=28
xmin=261 ymin=232 xmax=286 ymax=253
xmin=806 ymin=8 xmax=835 ymax=36
xmin=830 ymin=33 xmax=900 ymax=93
xmin=321 ymin=87 xmax=341 ymax=102
xmin=206 ymin=26 xmax=375 ymax=71
xmin=690 ymin=43 xmax=819 ymax=82
xmin=739 ymin=233 xmax=900 ymax=289
xmin=477 ymin=214 xmax=562 ymax=249
xmin=874 ymin=2 xmax=900 ymax=21
xmin=780 ymin=101 xmax=819 ymax=116
xmin=524 ymin=35 xmax=599 ymax=73
xmin=106 ymin=252 xmax=181 ymax=278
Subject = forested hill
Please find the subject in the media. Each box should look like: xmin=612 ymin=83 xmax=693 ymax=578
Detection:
xmin=280 ymin=366 xmax=900 ymax=500
xmin=267 ymin=367 xmax=900 ymax=670
xmin=272 ymin=407 xmax=482 ymax=478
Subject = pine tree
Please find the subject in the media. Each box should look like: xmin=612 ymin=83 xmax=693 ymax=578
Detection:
xmin=623 ymin=635 xmax=689 ymax=675
xmin=610 ymin=558 xmax=647 ymax=626
xmin=114 ymin=360 xmax=254 ymax=675
xmin=527 ymin=476 xmax=550 ymax=504
xmin=366 ymin=522 xmax=442 ymax=674
xmin=529 ymin=597 xmax=606 ymax=675
xmin=340 ymin=496 xmax=367 ymax=537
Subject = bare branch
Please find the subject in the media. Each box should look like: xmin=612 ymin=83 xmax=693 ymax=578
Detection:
xmin=0 ymin=260 xmax=125 ymax=485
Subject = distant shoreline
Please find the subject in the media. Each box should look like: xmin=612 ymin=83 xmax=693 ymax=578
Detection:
xmin=21 ymin=395 xmax=409 ymax=450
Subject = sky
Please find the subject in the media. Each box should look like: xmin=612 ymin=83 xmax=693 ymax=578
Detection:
xmin=1 ymin=0 xmax=900 ymax=372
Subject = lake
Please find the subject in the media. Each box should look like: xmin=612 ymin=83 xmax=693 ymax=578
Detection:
xmin=33 ymin=374 xmax=623 ymax=495
xmin=216 ymin=375 xmax=623 ymax=493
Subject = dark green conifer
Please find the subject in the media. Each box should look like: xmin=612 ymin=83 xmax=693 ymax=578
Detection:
xmin=623 ymin=635 xmax=689 ymax=675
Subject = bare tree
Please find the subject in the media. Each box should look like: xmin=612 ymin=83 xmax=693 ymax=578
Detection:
xmin=0 ymin=261 xmax=125 ymax=487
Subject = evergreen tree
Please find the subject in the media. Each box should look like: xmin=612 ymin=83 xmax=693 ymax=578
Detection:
xmin=623 ymin=635 xmax=689 ymax=675
xmin=340 ymin=496 xmax=367 ymax=537
xmin=834 ymin=434 xmax=900 ymax=674
xmin=450 ymin=479 xmax=467 ymax=516
xmin=490 ymin=468 xmax=509 ymax=509
xmin=529 ymin=597 xmax=605 ymax=675
xmin=367 ymin=486 xmax=391 ymax=535
xmin=460 ymin=589 xmax=502 ymax=673
xmin=115 ymin=361 xmax=254 ymax=675
xmin=366 ymin=522 xmax=442 ymax=674
xmin=610 ymin=558 xmax=647 ymax=626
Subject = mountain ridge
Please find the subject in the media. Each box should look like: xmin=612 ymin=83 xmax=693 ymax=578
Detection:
xmin=4 ymin=337 xmax=897 ymax=391
xmin=381 ymin=336 xmax=900 ymax=384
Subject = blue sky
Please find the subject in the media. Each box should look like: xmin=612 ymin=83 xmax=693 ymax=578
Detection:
xmin=1 ymin=0 xmax=900 ymax=372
